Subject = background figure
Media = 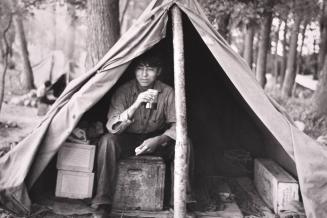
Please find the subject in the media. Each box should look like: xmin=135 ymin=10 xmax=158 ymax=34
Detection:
xmin=36 ymin=81 xmax=57 ymax=116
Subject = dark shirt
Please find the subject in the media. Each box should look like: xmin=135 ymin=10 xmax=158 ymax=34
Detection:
xmin=106 ymin=79 xmax=176 ymax=140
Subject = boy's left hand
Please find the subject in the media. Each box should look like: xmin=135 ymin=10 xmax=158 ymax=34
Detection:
xmin=135 ymin=137 xmax=161 ymax=155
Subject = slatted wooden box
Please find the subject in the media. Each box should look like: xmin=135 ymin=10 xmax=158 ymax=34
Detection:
xmin=55 ymin=170 xmax=94 ymax=199
xmin=57 ymin=142 xmax=95 ymax=172
xmin=113 ymin=156 xmax=166 ymax=211
xmin=254 ymin=158 xmax=299 ymax=214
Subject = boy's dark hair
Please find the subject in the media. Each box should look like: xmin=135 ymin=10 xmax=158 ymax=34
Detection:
xmin=133 ymin=51 xmax=162 ymax=69
xmin=44 ymin=80 xmax=52 ymax=87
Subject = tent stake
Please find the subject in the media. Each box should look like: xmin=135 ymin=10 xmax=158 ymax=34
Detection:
xmin=172 ymin=5 xmax=188 ymax=218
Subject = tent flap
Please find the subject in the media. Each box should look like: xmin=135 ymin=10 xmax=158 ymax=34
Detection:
xmin=0 ymin=1 xmax=326 ymax=217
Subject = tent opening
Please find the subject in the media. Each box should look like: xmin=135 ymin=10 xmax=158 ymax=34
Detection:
xmin=30 ymin=7 xmax=296 ymax=213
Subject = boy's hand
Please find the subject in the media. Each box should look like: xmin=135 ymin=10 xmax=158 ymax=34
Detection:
xmin=135 ymin=90 xmax=156 ymax=107
xmin=135 ymin=137 xmax=161 ymax=155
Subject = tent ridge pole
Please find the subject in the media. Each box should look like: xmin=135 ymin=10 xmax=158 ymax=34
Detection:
xmin=172 ymin=5 xmax=188 ymax=218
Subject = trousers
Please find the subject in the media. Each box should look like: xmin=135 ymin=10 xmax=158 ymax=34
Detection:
xmin=91 ymin=132 xmax=181 ymax=206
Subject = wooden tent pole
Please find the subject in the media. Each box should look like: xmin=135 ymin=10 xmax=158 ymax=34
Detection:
xmin=172 ymin=5 xmax=188 ymax=218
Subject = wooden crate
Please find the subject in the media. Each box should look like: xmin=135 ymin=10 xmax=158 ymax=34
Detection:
xmin=55 ymin=170 xmax=94 ymax=199
xmin=57 ymin=142 xmax=95 ymax=172
xmin=254 ymin=158 xmax=299 ymax=214
xmin=113 ymin=156 xmax=165 ymax=211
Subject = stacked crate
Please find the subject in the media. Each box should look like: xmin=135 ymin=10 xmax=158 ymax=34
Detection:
xmin=55 ymin=142 xmax=96 ymax=199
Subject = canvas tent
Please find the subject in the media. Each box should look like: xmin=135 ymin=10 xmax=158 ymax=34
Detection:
xmin=1 ymin=0 xmax=327 ymax=217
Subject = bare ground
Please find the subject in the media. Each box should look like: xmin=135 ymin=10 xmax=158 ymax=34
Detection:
xmin=0 ymin=103 xmax=41 ymax=149
xmin=0 ymin=103 xmax=92 ymax=217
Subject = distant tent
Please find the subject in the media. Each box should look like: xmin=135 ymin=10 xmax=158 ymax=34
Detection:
xmin=1 ymin=0 xmax=327 ymax=217
xmin=32 ymin=51 xmax=65 ymax=87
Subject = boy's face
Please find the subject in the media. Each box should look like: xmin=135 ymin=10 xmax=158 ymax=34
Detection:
xmin=135 ymin=63 xmax=161 ymax=87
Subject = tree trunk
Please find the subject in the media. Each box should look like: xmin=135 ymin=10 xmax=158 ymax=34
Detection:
xmin=255 ymin=10 xmax=273 ymax=88
xmin=313 ymin=39 xmax=319 ymax=79
xmin=86 ymin=0 xmax=120 ymax=70
xmin=318 ymin=0 xmax=327 ymax=75
xmin=243 ymin=22 xmax=255 ymax=69
xmin=0 ymin=62 xmax=8 ymax=113
xmin=296 ymin=21 xmax=307 ymax=75
xmin=49 ymin=3 xmax=57 ymax=82
xmin=217 ymin=13 xmax=231 ymax=43
xmin=280 ymin=19 xmax=288 ymax=87
xmin=252 ymin=32 xmax=260 ymax=73
xmin=272 ymin=19 xmax=282 ymax=82
xmin=0 ymin=13 xmax=12 ymax=113
xmin=11 ymin=0 xmax=35 ymax=90
xmin=281 ymin=15 xmax=301 ymax=98
xmin=65 ymin=3 xmax=77 ymax=83
xmin=313 ymin=55 xmax=327 ymax=116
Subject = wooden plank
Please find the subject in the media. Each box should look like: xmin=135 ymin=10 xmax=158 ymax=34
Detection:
xmin=110 ymin=209 xmax=173 ymax=218
xmin=229 ymin=177 xmax=275 ymax=218
xmin=194 ymin=202 xmax=243 ymax=218
xmin=295 ymin=74 xmax=317 ymax=91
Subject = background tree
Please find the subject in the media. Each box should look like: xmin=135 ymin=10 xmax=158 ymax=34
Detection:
xmin=281 ymin=13 xmax=301 ymax=97
xmin=255 ymin=0 xmax=274 ymax=88
xmin=236 ymin=2 xmax=260 ymax=69
xmin=295 ymin=20 xmax=308 ymax=76
xmin=318 ymin=0 xmax=327 ymax=76
xmin=280 ymin=17 xmax=289 ymax=86
xmin=86 ymin=0 xmax=120 ymax=70
xmin=313 ymin=0 xmax=327 ymax=115
xmin=313 ymin=55 xmax=327 ymax=115
xmin=0 ymin=1 xmax=13 ymax=113
xmin=273 ymin=2 xmax=290 ymax=86
xmin=199 ymin=0 xmax=239 ymax=43
xmin=10 ymin=0 xmax=35 ymax=90
xmin=282 ymin=0 xmax=320 ymax=97
xmin=271 ymin=18 xmax=282 ymax=82
xmin=64 ymin=0 xmax=86 ymax=83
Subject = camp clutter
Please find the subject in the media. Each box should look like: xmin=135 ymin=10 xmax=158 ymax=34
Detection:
xmin=55 ymin=127 xmax=96 ymax=199
xmin=184 ymin=150 xmax=302 ymax=217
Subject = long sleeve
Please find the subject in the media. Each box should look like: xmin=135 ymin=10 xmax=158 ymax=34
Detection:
xmin=106 ymin=88 xmax=134 ymax=134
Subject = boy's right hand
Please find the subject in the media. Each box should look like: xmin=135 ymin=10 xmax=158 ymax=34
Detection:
xmin=135 ymin=90 xmax=156 ymax=107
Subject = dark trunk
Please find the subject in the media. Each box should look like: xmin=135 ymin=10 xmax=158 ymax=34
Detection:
xmin=0 ymin=13 xmax=12 ymax=113
xmin=318 ymin=0 xmax=327 ymax=75
xmin=217 ymin=13 xmax=231 ymax=43
xmin=296 ymin=21 xmax=307 ymax=75
xmin=282 ymin=16 xmax=301 ymax=97
xmin=272 ymin=19 xmax=282 ymax=81
xmin=86 ymin=0 xmax=120 ymax=70
xmin=243 ymin=22 xmax=255 ymax=69
xmin=12 ymin=0 xmax=34 ymax=90
xmin=314 ymin=39 xmax=319 ymax=79
xmin=49 ymin=4 xmax=56 ymax=82
xmin=255 ymin=10 xmax=273 ymax=88
xmin=280 ymin=19 xmax=289 ymax=87
xmin=65 ymin=4 xmax=77 ymax=83
xmin=313 ymin=55 xmax=327 ymax=115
